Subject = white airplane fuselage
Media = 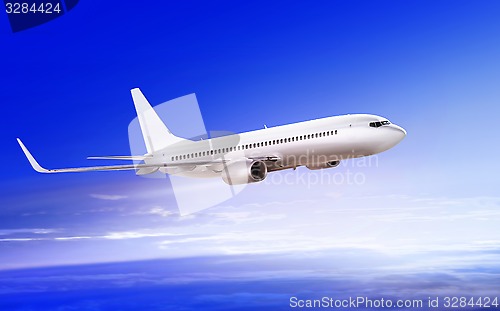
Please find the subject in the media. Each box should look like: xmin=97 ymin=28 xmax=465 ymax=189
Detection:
xmin=152 ymin=113 xmax=406 ymax=179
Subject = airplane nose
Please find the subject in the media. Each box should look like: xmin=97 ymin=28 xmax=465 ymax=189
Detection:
xmin=360 ymin=123 xmax=406 ymax=156
xmin=375 ymin=124 xmax=406 ymax=153
xmin=390 ymin=124 xmax=407 ymax=145
xmin=393 ymin=124 xmax=407 ymax=138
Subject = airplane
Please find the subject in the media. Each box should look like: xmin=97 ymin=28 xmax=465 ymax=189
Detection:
xmin=17 ymin=88 xmax=406 ymax=185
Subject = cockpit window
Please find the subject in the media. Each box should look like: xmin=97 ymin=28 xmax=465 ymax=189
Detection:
xmin=369 ymin=120 xmax=390 ymax=128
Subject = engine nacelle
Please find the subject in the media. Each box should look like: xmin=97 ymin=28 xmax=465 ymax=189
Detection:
xmin=221 ymin=160 xmax=268 ymax=185
xmin=306 ymin=160 xmax=341 ymax=170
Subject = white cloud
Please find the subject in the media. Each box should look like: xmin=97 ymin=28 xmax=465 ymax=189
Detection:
xmin=0 ymin=228 xmax=58 ymax=236
xmin=54 ymin=236 xmax=92 ymax=241
xmin=90 ymin=194 xmax=128 ymax=200
xmin=103 ymin=231 xmax=183 ymax=240
xmin=0 ymin=230 xmax=185 ymax=243
xmin=145 ymin=206 xmax=175 ymax=217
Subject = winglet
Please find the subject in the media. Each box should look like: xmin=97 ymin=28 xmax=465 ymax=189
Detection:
xmin=16 ymin=138 xmax=49 ymax=173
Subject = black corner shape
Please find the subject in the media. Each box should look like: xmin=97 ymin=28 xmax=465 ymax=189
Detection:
xmin=4 ymin=0 xmax=79 ymax=33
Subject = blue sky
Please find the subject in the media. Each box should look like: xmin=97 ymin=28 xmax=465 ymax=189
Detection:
xmin=1 ymin=1 xmax=500 ymax=309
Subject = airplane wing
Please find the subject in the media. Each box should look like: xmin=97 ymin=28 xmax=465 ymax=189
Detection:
xmin=17 ymin=138 xmax=165 ymax=173
xmin=17 ymin=138 xmax=231 ymax=174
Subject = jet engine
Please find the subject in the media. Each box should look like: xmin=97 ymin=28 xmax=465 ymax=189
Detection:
xmin=306 ymin=160 xmax=341 ymax=170
xmin=221 ymin=160 xmax=268 ymax=185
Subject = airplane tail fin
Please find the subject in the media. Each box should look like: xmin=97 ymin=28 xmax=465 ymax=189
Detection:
xmin=131 ymin=88 xmax=184 ymax=154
